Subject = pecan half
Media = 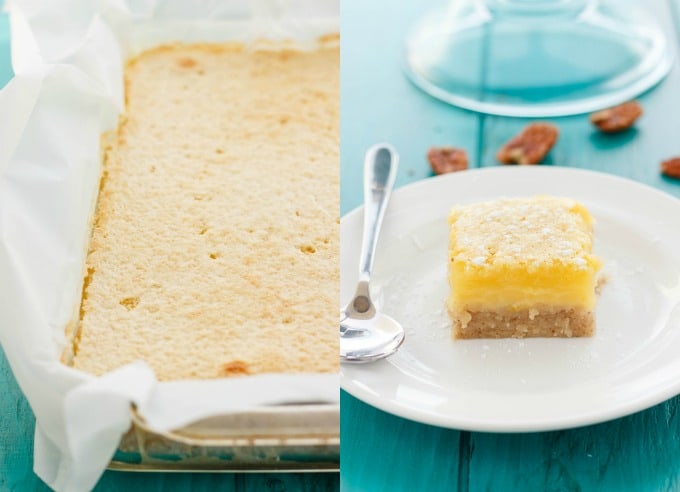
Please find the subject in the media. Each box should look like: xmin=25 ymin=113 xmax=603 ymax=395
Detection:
xmin=427 ymin=147 xmax=468 ymax=174
xmin=590 ymin=101 xmax=643 ymax=133
xmin=496 ymin=123 xmax=559 ymax=165
xmin=661 ymin=157 xmax=680 ymax=179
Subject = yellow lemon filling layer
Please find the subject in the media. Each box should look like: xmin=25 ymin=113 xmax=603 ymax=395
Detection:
xmin=448 ymin=196 xmax=601 ymax=313
xmin=449 ymin=261 xmax=600 ymax=311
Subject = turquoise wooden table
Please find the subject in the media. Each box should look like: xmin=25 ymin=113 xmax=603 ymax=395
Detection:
xmin=340 ymin=0 xmax=680 ymax=491
xmin=0 ymin=9 xmax=338 ymax=492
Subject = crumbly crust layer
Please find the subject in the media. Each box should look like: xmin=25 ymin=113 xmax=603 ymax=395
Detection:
xmin=452 ymin=307 xmax=594 ymax=339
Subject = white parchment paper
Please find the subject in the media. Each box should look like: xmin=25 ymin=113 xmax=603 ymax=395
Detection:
xmin=0 ymin=1 xmax=339 ymax=490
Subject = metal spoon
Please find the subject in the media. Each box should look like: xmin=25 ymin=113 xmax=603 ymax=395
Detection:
xmin=340 ymin=144 xmax=405 ymax=363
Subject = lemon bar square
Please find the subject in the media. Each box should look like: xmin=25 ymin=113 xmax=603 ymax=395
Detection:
xmin=448 ymin=196 xmax=601 ymax=339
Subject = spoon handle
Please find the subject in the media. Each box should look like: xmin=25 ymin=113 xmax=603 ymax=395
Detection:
xmin=359 ymin=144 xmax=399 ymax=283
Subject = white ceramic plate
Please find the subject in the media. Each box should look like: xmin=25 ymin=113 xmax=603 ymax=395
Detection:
xmin=341 ymin=166 xmax=680 ymax=432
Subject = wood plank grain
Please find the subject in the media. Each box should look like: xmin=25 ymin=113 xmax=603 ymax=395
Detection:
xmin=468 ymin=401 xmax=680 ymax=492
xmin=0 ymin=348 xmax=49 ymax=491
xmin=95 ymin=472 xmax=338 ymax=492
xmin=233 ymin=473 xmax=339 ymax=492
xmin=340 ymin=391 xmax=460 ymax=492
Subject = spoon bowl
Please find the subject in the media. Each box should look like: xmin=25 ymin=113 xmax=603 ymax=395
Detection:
xmin=340 ymin=309 xmax=405 ymax=363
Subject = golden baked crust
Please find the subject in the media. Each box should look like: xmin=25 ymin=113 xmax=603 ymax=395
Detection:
xmin=70 ymin=43 xmax=339 ymax=380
